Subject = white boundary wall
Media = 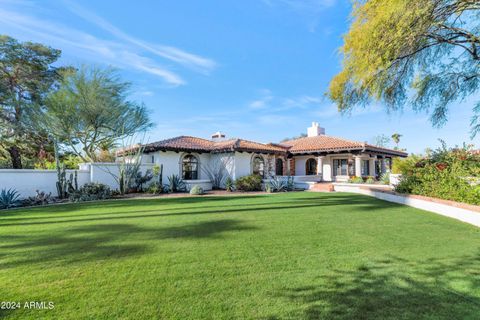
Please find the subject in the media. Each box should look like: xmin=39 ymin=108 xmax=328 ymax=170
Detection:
xmin=0 ymin=163 xmax=155 ymax=198
xmin=333 ymin=183 xmax=480 ymax=227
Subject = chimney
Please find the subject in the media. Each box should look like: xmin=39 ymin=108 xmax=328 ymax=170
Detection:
xmin=211 ymin=131 xmax=226 ymax=142
xmin=307 ymin=122 xmax=325 ymax=137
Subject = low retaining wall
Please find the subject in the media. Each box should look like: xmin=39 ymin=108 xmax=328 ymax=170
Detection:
xmin=333 ymin=183 xmax=480 ymax=227
xmin=0 ymin=169 xmax=90 ymax=198
xmin=0 ymin=163 xmax=155 ymax=198
xmin=184 ymin=180 xmax=213 ymax=191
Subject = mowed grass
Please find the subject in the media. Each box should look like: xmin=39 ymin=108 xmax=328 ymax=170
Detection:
xmin=0 ymin=192 xmax=479 ymax=320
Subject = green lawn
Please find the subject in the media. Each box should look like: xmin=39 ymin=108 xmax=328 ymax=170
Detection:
xmin=0 ymin=192 xmax=479 ymax=320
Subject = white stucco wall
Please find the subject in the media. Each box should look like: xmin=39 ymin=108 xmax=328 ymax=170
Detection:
xmin=0 ymin=169 xmax=90 ymax=198
xmin=234 ymin=152 xmax=253 ymax=179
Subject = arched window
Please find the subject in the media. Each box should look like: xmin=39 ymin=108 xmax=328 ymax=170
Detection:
xmin=275 ymin=158 xmax=284 ymax=176
xmin=182 ymin=154 xmax=198 ymax=180
xmin=252 ymin=155 xmax=265 ymax=177
xmin=305 ymin=158 xmax=317 ymax=175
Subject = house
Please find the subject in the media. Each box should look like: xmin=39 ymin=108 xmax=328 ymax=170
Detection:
xmin=136 ymin=122 xmax=407 ymax=190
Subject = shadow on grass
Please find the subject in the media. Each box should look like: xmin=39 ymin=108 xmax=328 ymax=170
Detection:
xmin=0 ymin=219 xmax=257 ymax=269
xmin=268 ymin=254 xmax=480 ymax=320
xmin=1 ymin=195 xmax=274 ymax=216
xmin=0 ymin=194 xmax=403 ymax=227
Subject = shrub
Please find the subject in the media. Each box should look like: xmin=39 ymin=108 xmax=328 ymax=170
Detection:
xmin=380 ymin=172 xmax=390 ymax=185
xmin=392 ymin=155 xmax=422 ymax=175
xmin=24 ymin=190 xmax=53 ymax=206
xmin=0 ymin=188 xmax=21 ymax=209
xmin=394 ymin=143 xmax=480 ymax=205
xmin=348 ymin=176 xmax=364 ymax=184
xmin=235 ymin=174 xmax=263 ymax=192
xmin=167 ymin=174 xmax=186 ymax=193
xmin=189 ymin=185 xmax=204 ymax=195
xmin=134 ymin=170 xmax=153 ymax=192
xmin=225 ymin=177 xmax=235 ymax=192
xmin=365 ymin=176 xmax=375 ymax=184
xmin=70 ymin=183 xmax=111 ymax=202
xmin=147 ymin=182 xmax=163 ymax=194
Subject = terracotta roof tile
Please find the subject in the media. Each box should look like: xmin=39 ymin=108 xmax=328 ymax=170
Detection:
xmin=143 ymin=136 xmax=215 ymax=152
xmin=143 ymin=136 xmax=286 ymax=154
xmin=140 ymin=134 xmax=407 ymax=157
xmin=282 ymin=135 xmax=407 ymax=157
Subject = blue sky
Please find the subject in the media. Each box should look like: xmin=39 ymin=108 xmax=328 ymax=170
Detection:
xmin=0 ymin=0 xmax=477 ymax=153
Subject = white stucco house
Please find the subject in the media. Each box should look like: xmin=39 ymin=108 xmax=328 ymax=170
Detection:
xmin=132 ymin=122 xmax=407 ymax=190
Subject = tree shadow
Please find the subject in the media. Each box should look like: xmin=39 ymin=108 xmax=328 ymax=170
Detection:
xmin=270 ymin=254 xmax=480 ymax=319
xmin=0 ymin=195 xmax=402 ymax=227
xmin=0 ymin=219 xmax=257 ymax=269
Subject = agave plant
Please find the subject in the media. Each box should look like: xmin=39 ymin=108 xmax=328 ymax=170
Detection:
xmin=224 ymin=176 xmax=235 ymax=192
xmin=167 ymin=174 xmax=186 ymax=193
xmin=268 ymin=177 xmax=288 ymax=192
xmin=0 ymin=188 xmax=21 ymax=209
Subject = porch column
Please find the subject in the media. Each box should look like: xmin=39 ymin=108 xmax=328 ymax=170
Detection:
xmin=317 ymin=156 xmax=324 ymax=177
xmin=369 ymin=157 xmax=376 ymax=177
xmin=354 ymin=156 xmax=362 ymax=177
xmin=380 ymin=155 xmax=386 ymax=174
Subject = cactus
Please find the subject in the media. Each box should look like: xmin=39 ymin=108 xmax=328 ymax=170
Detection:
xmin=56 ymin=165 xmax=79 ymax=199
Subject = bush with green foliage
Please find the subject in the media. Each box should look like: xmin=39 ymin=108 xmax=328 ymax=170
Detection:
xmin=24 ymin=190 xmax=53 ymax=206
xmin=235 ymin=174 xmax=263 ymax=192
xmin=135 ymin=170 xmax=153 ymax=192
xmin=365 ymin=176 xmax=375 ymax=184
xmin=348 ymin=176 xmax=364 ymax=184
xmin=189 ymin=185 xmax=205 ymax=195
xmin=380 ymin=172 xmax=390 ymax=185
xmin=147 ymin=183 xmax=163 ymax=195
xmin=70 ymin=183 xmax=111 ymax=202
xmin=0 ymin=188 xmax=21 ymax=209
xmin=395 ymin=143 xmax=480 ymax=205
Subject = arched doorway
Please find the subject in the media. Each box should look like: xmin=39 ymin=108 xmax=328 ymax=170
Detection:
xmin=305 ymin=158 xmax=317 ymax=175
xmin=252 ymin=155 xmax=265 ymax=177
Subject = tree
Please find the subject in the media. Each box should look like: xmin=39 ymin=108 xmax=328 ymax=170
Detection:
xmin=44 ymin=67 xmax=154 ymax=162
xmin=391 ymin=133 xmax=402 ymax=148
xmin=281 ymin=133 xmax=307 ymax=142
xmin=0 ymin=35 xmax=61 ymax=168
xmin=328 ymin=0 xmax=480 ymax=137
xmin=372 ymin=134 xmax=391 ymax=148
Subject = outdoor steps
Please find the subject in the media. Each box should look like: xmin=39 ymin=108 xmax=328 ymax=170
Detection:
xmin=309 ymin=183 xmax=335 ymax=192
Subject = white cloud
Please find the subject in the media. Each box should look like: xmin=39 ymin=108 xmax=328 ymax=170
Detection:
xmin=63 ymin=0 xmax=217 ymax=74
xmin=0 ymin=6 xmax=186 ymax=86
xmin=248 ymin=89 xmax=274 ymax=109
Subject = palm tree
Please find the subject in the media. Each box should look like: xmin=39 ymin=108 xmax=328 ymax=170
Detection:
xmin=391 ymin=133 xmax=402 ymax=149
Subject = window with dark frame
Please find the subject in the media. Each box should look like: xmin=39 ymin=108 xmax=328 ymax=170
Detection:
xmin=361 ymin=160 xmax=370 ymax=176
xmin=182 ymin=154 xmax=198 ymax=180
xmin=275 ymin=158 xmax=283 ymax=176
xmin=305 ymin=158 xmax=317 ymax=175
xmin=333 ymin=159 xmax=348 ymax=176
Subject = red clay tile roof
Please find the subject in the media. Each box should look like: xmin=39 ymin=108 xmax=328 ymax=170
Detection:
xmin=140 ymin=134 xmax=407 ymax=157
xmin=281 ymin=135 xmax=408 ymax=157
xmin=143 ymin=136 xmax=215 ymax=152
xmin=143 ymin=136 xmax=286 ymax=154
